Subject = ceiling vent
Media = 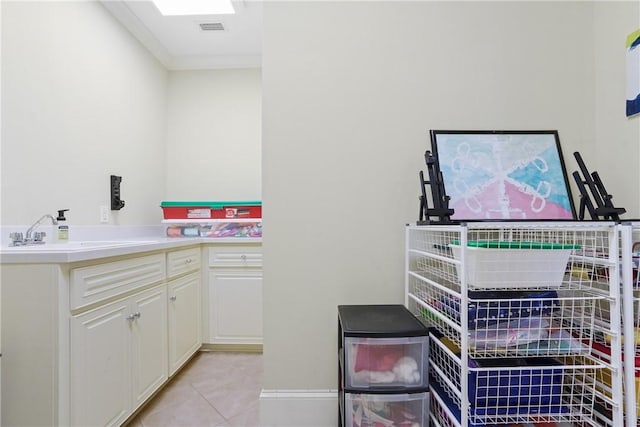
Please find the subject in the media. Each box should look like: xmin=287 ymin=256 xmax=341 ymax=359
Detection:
xmin=198 ymin=22 xmax=225 ymax=32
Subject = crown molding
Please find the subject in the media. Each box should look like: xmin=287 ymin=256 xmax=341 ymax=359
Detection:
xmin=100 ymin=0 xmax=173 ymax=68
xmin=100 ymin=1 xmax=261 ymax=70
xmin=167 ymin=54 xmax=262 ymax=70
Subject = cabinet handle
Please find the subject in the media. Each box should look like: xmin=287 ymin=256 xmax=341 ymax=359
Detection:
xmin=126 ymin=312 xmax=141 ymax=321
xmin=241 ymin=254 xmax=247 ymax=261
xmin=170 ymin=296 xmax=177 ymax=301
xmin=185 ymin=258 xmax=192 ymax=264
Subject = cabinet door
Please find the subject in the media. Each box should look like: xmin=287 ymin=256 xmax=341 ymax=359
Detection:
xmin=209 ymin=268 xmax=262 ymax=344
xmin=168 ymin=272 xmax=202 ymax=375
xmin=130 ymin=285 xmax=168 ymax=409
xmin=71 ymin=298 xmax=131 ymax=427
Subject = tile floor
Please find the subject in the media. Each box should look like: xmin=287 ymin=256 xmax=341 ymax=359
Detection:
xmin=125 ymin=351 xmax=263 ymax=427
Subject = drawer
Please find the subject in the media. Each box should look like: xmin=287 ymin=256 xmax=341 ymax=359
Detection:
xmin=467 ymin=357 xmax=564 ymax=409
xmin=70 ymin=254 xmax=166 ymax=311
xmin=344 ymin=391 xmax=429 ymax=427
xmin=344 ymin=336 xmax=429 ymax=390
xmin=167 ymin=247 xmax=201 ymax=278
xmin=208 ymin=246 xmax=262 ymax=268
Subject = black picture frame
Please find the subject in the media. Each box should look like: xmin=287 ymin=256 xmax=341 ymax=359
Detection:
xmin=430 ymin=130 xmax=576 ymax=221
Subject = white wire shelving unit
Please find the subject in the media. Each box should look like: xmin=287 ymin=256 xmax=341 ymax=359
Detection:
xmin=620 ymin=222 xmax=640 ymax=427
xmin=405 ymin=221 xmax=624 ymax=427
xmin=589 ymin=222 xmax=640 ymax=427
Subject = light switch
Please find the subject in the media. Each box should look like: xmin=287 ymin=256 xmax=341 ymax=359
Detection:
xmin=99 ymin=205 xmax=109 ymax=223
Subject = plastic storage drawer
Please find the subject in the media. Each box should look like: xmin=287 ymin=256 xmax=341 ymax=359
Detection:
xmin=345 ymin=336 xmax=429 ymax=390
xmin=344 ymin=391 xmax=429 ymax=427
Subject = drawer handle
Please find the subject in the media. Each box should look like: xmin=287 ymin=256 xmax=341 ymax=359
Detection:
xmin=170 ymin=296 xmax=177 ymax=301
xmin=241 ymin=254 xmax=247 ymax=261
xmin=185 ymin=258 xmax=192 ymax=264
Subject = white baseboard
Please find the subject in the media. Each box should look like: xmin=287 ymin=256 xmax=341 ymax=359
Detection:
xmin=259 ymin=389 xmax=338 ymax=427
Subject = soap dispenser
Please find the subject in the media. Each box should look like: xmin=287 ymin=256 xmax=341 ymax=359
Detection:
xmin=56 ymin=209 xmax=69 ymax=241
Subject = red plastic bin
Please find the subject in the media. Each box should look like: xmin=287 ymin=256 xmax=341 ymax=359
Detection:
xmin=160 ymin=201 xmax=262 ymax=220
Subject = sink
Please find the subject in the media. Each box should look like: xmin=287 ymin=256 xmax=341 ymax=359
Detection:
xmin=66 ymin=240 xmax=157 ymax=247
xmin=5 ymin=240 xmax=158 ymax=251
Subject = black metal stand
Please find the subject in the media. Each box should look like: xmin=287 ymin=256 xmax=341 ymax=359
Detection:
xmin=418 ymin=150 xmax=454 ymax=225
xmin=572 ymin=151 xmax=625 ymax=221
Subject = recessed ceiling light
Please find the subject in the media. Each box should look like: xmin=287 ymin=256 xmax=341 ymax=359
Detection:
xmin=150 ymin=0 xmax=235 ymax=16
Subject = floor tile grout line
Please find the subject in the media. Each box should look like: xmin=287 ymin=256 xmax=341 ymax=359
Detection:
xmin=127 ymin=352 xmax=263 ymax=427
xmin=190 ymin=380 xmax=230 ymax=422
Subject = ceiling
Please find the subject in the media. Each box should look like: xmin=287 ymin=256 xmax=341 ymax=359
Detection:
xmin=100 ymin=0 xmax=263 ymax=70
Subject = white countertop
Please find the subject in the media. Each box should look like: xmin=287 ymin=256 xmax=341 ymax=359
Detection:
xmin=0 ymin=237 xmax=262 ymax=264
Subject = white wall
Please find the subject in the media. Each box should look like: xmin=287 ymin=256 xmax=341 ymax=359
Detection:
xmin=261 ymin=0 xmax=640 ymax=413
xmin=1 ymin=3 xmax=262 ymax=227
xmin=165 ymin=69 xmax=262 ymax=201
xmin=1 ymin=1 xmax=168 ymax=226
xmin=593 ymin=1 xmax=640 ymax=216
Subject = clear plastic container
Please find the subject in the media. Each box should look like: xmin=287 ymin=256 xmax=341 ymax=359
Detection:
xmin=344 ymin=336 xmax=428 ymax=390
xmin=344 ymin=391 xmax=429 ymax=427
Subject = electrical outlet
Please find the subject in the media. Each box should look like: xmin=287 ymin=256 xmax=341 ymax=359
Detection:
xmin=99 ymin=205 xmax=109 ymax=223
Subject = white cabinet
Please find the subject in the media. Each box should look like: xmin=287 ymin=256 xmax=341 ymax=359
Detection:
xmin=167 ymin=247 xmax=202 ymax=376
xmin=131 ymin=286 xmax=168 ymax=407
xmin=1 ymin=252 xmax=171 ymax=427
xmin=69 ymin=253 xmax=169 ymax=427
xmin=70 ymin=253 xmax=166 ymax=311
xmin=70 ymin=284 xmax=167 ymax=426
xmin=0 ymin=240 xmax=252 ymax=426
xmin=167 ymin=246 xmax=201 ymax=278
xmin=209 ymin=268 xmax=262 ymax=343
xmin=206 ymin=244 xmax=262 ymax=345
xmin=70 ymin=297 xmax=130 ymax=426
xmin=1 ymin=264 xmax=67 ymax=426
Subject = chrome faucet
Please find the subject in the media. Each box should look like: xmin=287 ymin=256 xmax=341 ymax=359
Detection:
xmin=26 ymin=214 xmax=58 ymax=240
xmin=9 ymin=214 xmax=58 ymax=246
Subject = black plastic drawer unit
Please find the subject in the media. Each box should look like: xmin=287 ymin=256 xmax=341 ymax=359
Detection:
xmin=338 ymin=305 xmax=429 ymax=427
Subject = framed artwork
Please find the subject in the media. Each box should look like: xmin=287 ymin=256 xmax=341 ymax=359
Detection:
xmin=627 ymin=28 xmax=640 ymax=117
xmin=430 ymin=130 xmax=576 ymax=221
